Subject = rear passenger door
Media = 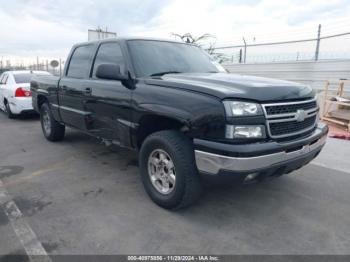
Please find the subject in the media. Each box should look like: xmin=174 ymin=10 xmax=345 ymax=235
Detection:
xmin=58 ymin=44 xmax=96 ymax=130
xmin=84 ymin=42 xmax=131 ymax=143
xmin=0 ymin=74 xmax=5 ymax=110
xmin=0 ymin=74 xmax=8 ymax=110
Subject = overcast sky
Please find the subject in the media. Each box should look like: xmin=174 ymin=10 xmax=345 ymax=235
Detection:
xmin=0 ymin=0 xmax=349 ymax=62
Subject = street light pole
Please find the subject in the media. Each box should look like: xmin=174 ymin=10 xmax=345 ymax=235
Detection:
xmin=315 ymin=24 xmax=321 ymax=61
xmin=243 ymin=37 xmax=247 ymax=63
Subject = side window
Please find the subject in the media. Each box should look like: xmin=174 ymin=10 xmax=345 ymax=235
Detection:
xmin=93 ymin=43 xmax=125 ymax=78
xmin=67 ymin=45 xmax=95 ymax=79
xmin=0 ymin=74 xmax=4 ymax=84
xmin=1 ymin=74 xmax=9 ymax=85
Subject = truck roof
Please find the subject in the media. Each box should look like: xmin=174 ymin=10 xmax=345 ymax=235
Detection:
xmin=74 ymin=37 xmax=189 ymax=47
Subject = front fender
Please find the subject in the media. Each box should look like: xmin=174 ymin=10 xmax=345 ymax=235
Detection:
xmin=138 ymin=103 xmax=192 ymax=125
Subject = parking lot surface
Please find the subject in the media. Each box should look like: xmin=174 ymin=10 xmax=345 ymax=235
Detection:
xmin=0 ymin=112 xmax=350 ymax=256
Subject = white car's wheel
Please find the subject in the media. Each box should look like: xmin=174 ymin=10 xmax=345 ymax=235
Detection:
xmin=4 ymin=101 xmax=15 ymax=119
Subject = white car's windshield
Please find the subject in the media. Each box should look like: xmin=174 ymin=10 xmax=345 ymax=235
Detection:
xmin=127 ymin=40 xmax=219 ymax=78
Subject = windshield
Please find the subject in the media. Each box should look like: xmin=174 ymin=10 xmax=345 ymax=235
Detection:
xmin=127 ymin=40 xmax=219 ymax=77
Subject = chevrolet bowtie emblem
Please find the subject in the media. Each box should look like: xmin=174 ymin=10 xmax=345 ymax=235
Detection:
xmin=295 ymin=109 xmax=307 ymax=122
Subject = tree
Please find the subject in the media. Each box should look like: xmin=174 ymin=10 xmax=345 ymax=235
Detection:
xmin=206 ymin=43 xmax=230 ymax=64
xmin=172 ymin=32 xmax=229 ymax=64
xmin=171 ymin=33 xmax=214 ymax=46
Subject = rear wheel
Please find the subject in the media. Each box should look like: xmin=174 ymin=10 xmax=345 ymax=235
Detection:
xmin=139 ymin=130 xmax=203 ymax=209
xmin=40 ymin=103 xmax=65 ymax=141
xmin=4 ymin=101 xmax=15 ymax=119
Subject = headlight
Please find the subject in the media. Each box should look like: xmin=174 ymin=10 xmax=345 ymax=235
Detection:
xmin=226 ymin=125 xmax=266 ymax=139
xmin=223 ymin=101 xmax=262 ymax=116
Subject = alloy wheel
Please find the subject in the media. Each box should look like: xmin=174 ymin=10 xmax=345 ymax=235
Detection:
xmin=147 ymin=149 xmax=176 ymax=195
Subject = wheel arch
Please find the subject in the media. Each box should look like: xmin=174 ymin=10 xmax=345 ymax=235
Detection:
xmin=37 ymin=94 xmax=48 ymax=110
xmin=135 ymin=114 xmax=190 ymax=149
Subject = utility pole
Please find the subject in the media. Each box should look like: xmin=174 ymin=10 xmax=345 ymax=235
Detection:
xmin=315 ymin=24 xmax=321 ymax=61
xmin=243 ymin=37 xmax=247 ymax=63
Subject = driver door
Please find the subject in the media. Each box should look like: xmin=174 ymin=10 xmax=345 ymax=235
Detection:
xmin=84 ymin=42 xmax=131 ymax=142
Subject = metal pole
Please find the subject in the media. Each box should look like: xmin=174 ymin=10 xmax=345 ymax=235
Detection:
xmin=59 ymin=58 xmax=62 ymax=76
xmin=315 ymin=24 xmax=321 ymax=61
xmin=243 ymin=37 xmax=247 ymax=63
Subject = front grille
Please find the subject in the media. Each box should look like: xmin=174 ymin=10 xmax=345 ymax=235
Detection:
xmin=265 ymin=101 xmax=317 ymax=115
xmin=262 ymin=99 xmax=318 ymax=139
xmin=270 ymin=115 xmax=316 ymax=136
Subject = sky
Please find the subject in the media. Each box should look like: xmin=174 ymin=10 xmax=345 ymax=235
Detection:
xmin=0 ymin=0 xmax=350 ymax=64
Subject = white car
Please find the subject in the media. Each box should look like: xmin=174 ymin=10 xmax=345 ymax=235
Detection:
xmin=0 ymin=70 xmax=51 ymax=118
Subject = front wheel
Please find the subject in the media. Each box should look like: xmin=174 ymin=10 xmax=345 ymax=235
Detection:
xmin=139 ymin=130 xmax=203 ymax=209
xmin=40 ymin=103 xmax=65 ymax=141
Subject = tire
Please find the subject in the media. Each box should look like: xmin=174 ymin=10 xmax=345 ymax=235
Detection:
xmin=139 ymin=130 xmax=202 ymax=209
xmin=4 ymin=101 xmax=15 ymax=119
xmin=40 ymin=103 xmax=65 ymax=141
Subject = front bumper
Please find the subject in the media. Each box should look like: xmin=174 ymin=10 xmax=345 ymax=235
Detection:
xmin=194 ymin=123 xmax=328 ymax=177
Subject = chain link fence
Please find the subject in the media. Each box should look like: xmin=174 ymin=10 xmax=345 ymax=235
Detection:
xmin=213 ymin=32 xmax=350 ymax=64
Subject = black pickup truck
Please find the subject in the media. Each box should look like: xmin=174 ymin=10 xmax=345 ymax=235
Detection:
xmin=31 ymin=38 xmax=328 ymax=209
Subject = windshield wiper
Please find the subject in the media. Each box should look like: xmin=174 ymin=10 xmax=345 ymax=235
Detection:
xmin=150 ymin=71 xmax=183 ymax=77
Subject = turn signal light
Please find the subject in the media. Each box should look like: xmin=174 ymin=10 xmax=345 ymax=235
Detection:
xmin=15 ymin=88 xmax=32 ymax=97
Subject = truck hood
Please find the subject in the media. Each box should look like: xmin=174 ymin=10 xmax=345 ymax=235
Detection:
xmin=145 ymin=73 xmax=314 ymax=102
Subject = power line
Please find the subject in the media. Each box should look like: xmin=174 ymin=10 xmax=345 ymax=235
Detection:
xmin=320 ymin=31 xmax=350 ymax=40
xmin=214 ymin=31 xmax=350 ymax=49
xmin=215 ymin=25 xmax=350 ymax=46
xmin=212 ymin=20 xmax=350 ymax=46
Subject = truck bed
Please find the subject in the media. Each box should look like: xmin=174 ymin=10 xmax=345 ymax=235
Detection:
xmin=31 ymin=75 xmax=60 ymax=113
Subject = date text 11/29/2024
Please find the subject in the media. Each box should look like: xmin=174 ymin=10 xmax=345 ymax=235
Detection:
xmin=127 ymin=255 xmax=219 ymax=261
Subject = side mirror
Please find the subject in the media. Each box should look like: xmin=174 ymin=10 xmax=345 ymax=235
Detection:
xmin=96 ymin=64 xmax=128 ymax=81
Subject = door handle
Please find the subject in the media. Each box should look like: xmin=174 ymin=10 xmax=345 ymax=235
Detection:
xmin=85 ymin=87 xmax=92 ymax=95
xmin=61 ymin=85 xmax=68 ymax=91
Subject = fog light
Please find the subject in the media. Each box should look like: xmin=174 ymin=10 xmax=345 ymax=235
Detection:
xmin=244 ymin=173 xmax=259 ymax=182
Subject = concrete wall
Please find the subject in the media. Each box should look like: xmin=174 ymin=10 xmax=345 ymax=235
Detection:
xmin=224 ymin=59 xmax=350 ymax=91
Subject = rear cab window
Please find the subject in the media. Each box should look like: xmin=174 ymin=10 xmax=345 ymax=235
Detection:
xmin=67 ymin=44 xmax=95 ymax=79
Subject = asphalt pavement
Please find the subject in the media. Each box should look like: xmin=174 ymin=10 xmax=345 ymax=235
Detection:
xmin=0 ymin=112 xmax=349 ymax=256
